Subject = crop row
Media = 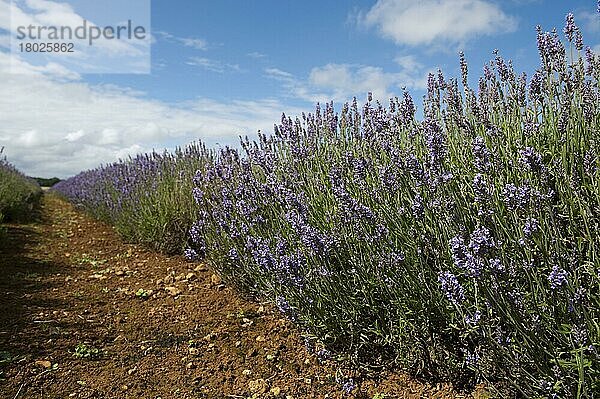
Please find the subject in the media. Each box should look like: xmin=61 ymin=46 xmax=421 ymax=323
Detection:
xmin=54 ymin=15 xmax=600 ymax=398
xmin=0 ymin=148 xmax=42 ymax=224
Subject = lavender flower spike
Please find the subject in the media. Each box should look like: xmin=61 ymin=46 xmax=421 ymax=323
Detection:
xmin=438 ymin=271 xmax=465 ymax=304
xmin=548 ymin=265 xmax=568 ymax=290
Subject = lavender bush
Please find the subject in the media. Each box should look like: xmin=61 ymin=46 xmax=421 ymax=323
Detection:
xmin=54 ymin=143 xmax=214 ymax=253
xmin=56 ymin=16 xmax=599 ymax=397
xmin=0 ymin=148 xmax=42 ymax=223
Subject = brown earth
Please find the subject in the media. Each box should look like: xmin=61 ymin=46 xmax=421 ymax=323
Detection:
xmin=0 ymin=195 xmax=489 ymax=399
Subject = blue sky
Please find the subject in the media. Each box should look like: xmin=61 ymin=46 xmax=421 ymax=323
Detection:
xmin=0 ymin=0 xmax=598 ymax=177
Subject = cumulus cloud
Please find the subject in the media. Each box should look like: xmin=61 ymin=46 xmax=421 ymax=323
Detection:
xmin=0 ymin=52 xmax=303 ymax=178
xmin=265 ymin=59 xmax=429 ymax=104
xmin=357 ymin=0 xmax=517 ymax=47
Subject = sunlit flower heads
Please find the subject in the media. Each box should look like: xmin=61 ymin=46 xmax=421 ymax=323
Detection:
xmin=341 ymin=379 xmax=356 ymax=394
xmin=468 ymin=226 xmax=495 ymax=256
xmin=564 ymin=13 xmax=577 ymax=43
xmin=529 ymin=70 xmax=544 ymax=100
xmin=424 ymin=118 xmax=447 ymax=168
xmin=548 ymin=265 xmax=568 ymax=289
xmin=519 ymin=147 xmax=543 ymax=172
xmin=438 ymin=271 xmax=465 ymax=304
xmin=472 ymin=136 xmax=491 ymax=172
xmin=503 ymin=183 xmax=531 ymax=211
xmin=523 ymin=217 xmax=539 ymax=237
xmin=184 ymin=248 xmax=199 ymax=261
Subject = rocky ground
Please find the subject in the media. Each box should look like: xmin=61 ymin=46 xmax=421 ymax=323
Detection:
xmin=0 ymin=194 xmax=487 ymax=399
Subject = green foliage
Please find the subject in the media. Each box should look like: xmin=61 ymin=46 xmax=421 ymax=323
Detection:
xmin=0 ymin=149 xmax=42 ymax=223
xmin=53 ymin=144 xmax=212 ymax=253
xmin=73 ymin=343 xmax=101 ymax=359
xmin=31 ymin=177 xmax=61 ymax=187
xmin=135 ymin=288 xmax=149 ymax=299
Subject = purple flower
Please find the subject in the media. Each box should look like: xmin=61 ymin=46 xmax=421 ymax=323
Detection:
xmin=228 ymin=247 xmax=239 ymax=261
xmin=189 ymin=222 xmax=203 ymax=243
xmin=412 ymin=193 xmax=424 ymax=218
xmin=423 ymin=118 xmax=447 ymax=168
xmin=489 ymin=258 xmax=505 ymax=274
xmin=316 ymin=348 xmax=332 ymax=363
xmin=503 ymin=183 xmax=531 ymax=211
xmin=276 ymin=296 xmax=293 ymax=317
xmin=575 ymin=29 xmax=584 ymax=51
xmin=529 ymin=70 xmax=544 ymax=100
xmin=184 ymin=248 xmax=199 ymax=261
xmin=341 ymin=378 xmax=356 ymax=394
xmin=472 ymin=136 xmax=492 ymax=172
xmin=473 ymin=173 xmax=492 ymax=214
xmin=465 ymin=350 xmax=480 ymax=366
xmin=494 ymin=52 xmax=512 ymax=82
xmin=519 ymin=147 xmax=543 ymax=172
xmin=523 ymin=217 xmax=539 ymax=237
xmin=459 ymin=51 xmax=469 ymax=87
xmin=449 ymin=236 xmax=467 ymax=268
xmin=465 ymin=310 xmax=481 ymax=326
xmin=468 ymin=226 xmax=495 ymax=256
xmin=401 ymin=90 xmax=416 ymax=123
xmin=438 ymin=271 xmax=465 ymax=304
xmin=548 ymin=265 xmax=568 ymax=289
xmin=564 ymin=13 xmax=577 ymax=42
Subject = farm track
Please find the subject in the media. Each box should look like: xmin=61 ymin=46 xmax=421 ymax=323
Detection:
xmin=0 ymin=194 xmax=477 ymax=399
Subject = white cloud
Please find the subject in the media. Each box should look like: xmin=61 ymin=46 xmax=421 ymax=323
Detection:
xmin=265 ymin=60 xmax=429 ymax=104
xmin=248 ymin=51 xmax=267 ymax=59
xmin=394 ymin=54 xmax=422 ymax=72
xmin=0 ymin=52 xmax=304 ymax=178
xmin=179 ymin=37 xmax=208 ymax=50
xmin=577 ymin=10 xmax=600 ymax=34
xmin=308 ymin=64 xmax=397 ymax=101
xmin=264 ymin=67 xmax=294 ymax=79
xmin=186 ymin=56 xmax=241 ymax=73
xmin=0 ymin=34 xmax=9 ymax=48
xmin=65 ymin=129 xmax=84 ymax=142
xmin=8 ymin=53 xmax=81 ymax=79
xmin=4 ymin=0 xmax=151 ymax=73
xmin=155 ymin=31 xmax=208 ymax=50
xmin=358 ymin=0 xmax=517 ymax=47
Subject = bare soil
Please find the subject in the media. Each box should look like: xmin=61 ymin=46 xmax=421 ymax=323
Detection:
xmin=0 ymin=195 xmax=486 ymax=398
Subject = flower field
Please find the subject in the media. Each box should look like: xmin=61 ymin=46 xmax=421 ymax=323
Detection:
xmin=0 ymin=149 xmax=42 ymax=224
xmin=54 ymin=16 xmax=600 ymax=398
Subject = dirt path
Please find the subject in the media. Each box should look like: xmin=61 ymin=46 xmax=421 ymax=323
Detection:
xmin=0 ymin=195 xmax=471 ymax=399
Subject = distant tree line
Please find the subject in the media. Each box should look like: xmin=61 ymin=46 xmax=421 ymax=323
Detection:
xmin=31 ymin=177 xmax=61 ymax=187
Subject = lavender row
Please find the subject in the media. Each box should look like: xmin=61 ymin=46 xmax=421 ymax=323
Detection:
xmin=56 ymin=15 xmax=600 ymax=397
xmin=0 ymin=149 xmax=42 ymax=223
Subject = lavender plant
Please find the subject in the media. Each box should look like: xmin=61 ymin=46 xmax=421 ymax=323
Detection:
xmin=56 ymin=15 xmax=599 ymax=398
xmin=54 ymin=142 xmax=214 ymax=253
xmin=0 ymin=148 xmax=42 ymax=223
